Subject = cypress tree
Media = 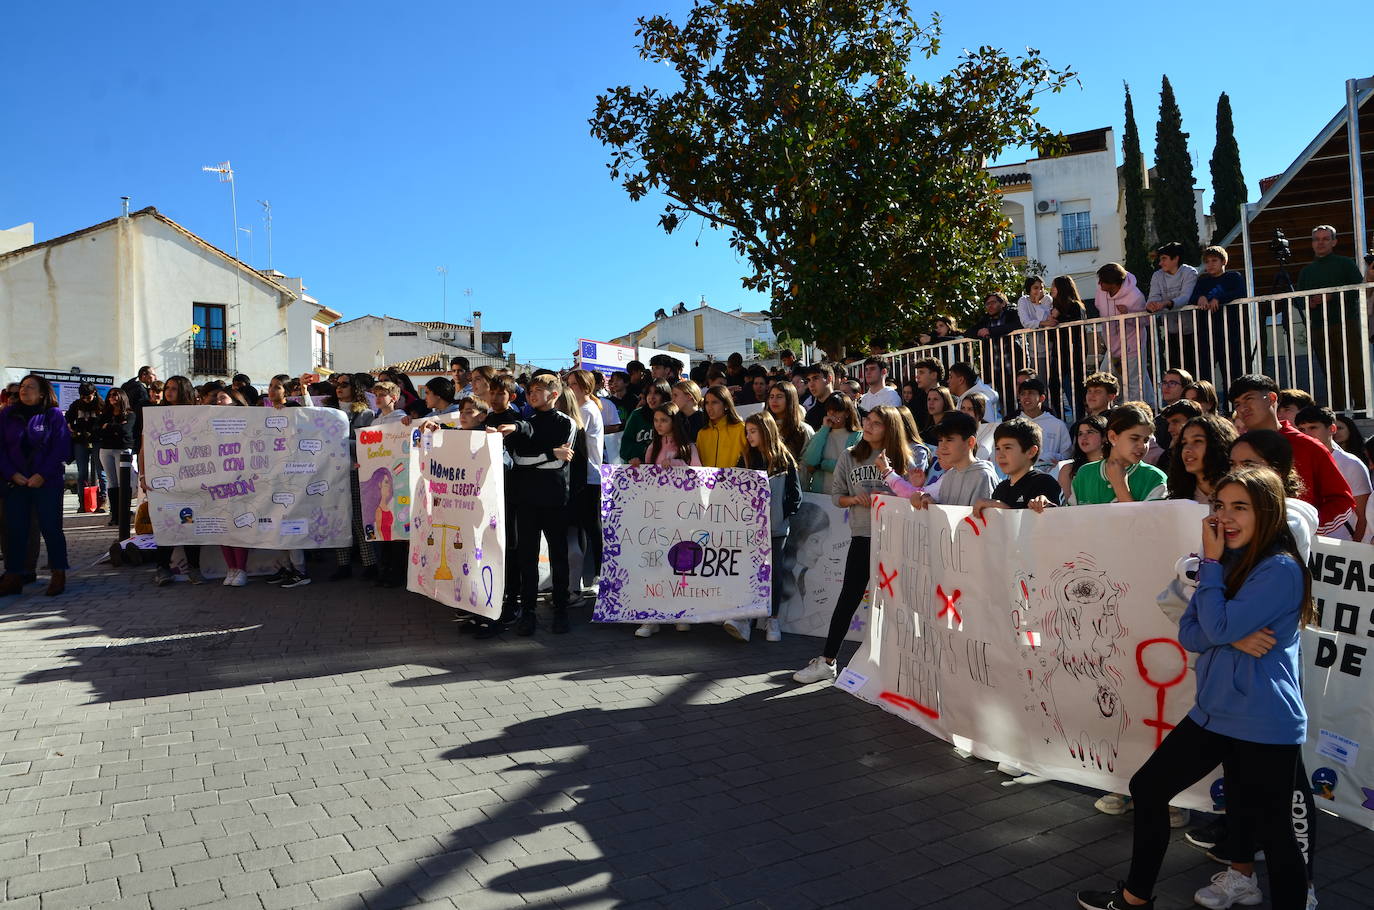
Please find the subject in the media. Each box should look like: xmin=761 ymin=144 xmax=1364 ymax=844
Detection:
xmin=1209 ymin=92 xmax=1246 ymax=243
xmin=1121 ymin=83 xmax=1152 ymax=283
xmin=1153 ymin=75 xmax=1201 ymax=262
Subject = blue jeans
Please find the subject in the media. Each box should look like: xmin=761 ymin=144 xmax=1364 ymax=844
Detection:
xmin=73 ymin=443 xmax=106 ymax=493
xmin=4 ymin=483 xmax=68 ymax=573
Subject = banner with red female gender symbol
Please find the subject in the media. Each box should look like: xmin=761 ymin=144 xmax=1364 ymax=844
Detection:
xmin=840 ymin=497 xmax=1217 ymax=809
xmin=408 ymin=428 xmax=506 ymax=619
xmin=594 ymin=465 xmax=772 ymax=624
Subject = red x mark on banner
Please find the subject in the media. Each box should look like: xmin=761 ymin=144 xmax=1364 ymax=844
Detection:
xmin=877 ymin=562 xmax=899 ymax=597
xmin=936 ymin=585 xmax=963 ymax=624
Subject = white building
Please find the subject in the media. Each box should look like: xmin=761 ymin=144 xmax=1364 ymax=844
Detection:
xmin=989 ymin=127 xmax=1211 ymax=292
xmin=989 ymin=127 xmax=1128 ymax=292
xmin=0 ymin=206 xmax=338 ymax=386
xmin=328 ymin=313 xmax=513 ymax=374
xmin=612 ymin=301 xmax=781 ymax=362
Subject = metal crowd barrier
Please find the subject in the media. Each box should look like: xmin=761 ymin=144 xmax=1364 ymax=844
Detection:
xmin=853 ymin=282 xmax=1374 ymax=419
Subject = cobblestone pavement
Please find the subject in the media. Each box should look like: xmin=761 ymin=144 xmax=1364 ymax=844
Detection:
xmin=1 ymin=507 xmax=1372 ymax=909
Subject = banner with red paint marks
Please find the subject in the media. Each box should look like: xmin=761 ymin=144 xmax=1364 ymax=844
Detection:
xmin=839 ymin=497 xmax=1217 ymax=810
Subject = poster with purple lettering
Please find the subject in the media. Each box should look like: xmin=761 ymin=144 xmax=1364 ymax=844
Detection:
xmin=839 ymin=498 xmax=1217 ymax=809
xmin=144 ymin=406 xmax=352 ymax=548
xmin=408 ymin=428 xmax=505 ymax=619
xmin=595 ymin=465 xmax=771 ymax=624
xmin=1303 ymin=537 xmax=1374 ymax=830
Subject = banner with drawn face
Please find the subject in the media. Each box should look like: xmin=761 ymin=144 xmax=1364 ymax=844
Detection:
xmin=356 ymin=418 xmax=458 ymax=543
xmin=408 ymin=428 xmax=506 ymax=618
xmin=777 ymin=494 xmax=867 ymax=641
xmin=595 ymin=465 xmax=772 ymax=624
xmin=840 ymin=498 xmax=1216 ymax=809
xmin=144 ymin=406 xmax=352 ymax=548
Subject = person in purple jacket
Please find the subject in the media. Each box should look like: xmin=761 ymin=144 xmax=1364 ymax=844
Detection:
xmin=0 ymin=374 xmax=72 ymax=597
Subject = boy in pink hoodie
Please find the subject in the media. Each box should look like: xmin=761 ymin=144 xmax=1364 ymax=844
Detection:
xmin=1095 ymin=262 xmax=1150 ymax=396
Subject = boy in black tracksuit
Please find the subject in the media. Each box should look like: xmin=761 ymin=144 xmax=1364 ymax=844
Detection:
xmin=478 ymin=376 xmax=523 ymax=637
xmin=500 ymin=375 xmax=574 ymax=635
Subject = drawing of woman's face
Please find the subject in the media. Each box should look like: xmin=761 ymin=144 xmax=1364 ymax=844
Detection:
xmin=380 ymin=471 xmax=393 ymax=503
xmin=796 ymin=529 xmax=827 ymax=569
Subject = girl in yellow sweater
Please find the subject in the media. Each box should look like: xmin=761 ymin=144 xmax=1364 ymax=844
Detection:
xmin=695 ymin=386 xmax=747 ymax=468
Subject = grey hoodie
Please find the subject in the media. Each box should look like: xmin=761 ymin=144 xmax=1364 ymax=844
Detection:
xmin=830 ymin=447 xmax=896 ymax=537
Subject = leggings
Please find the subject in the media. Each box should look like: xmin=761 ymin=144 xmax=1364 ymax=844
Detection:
xmin=770 ymin=535 xmax=787 ymax=618
xmin=1218 ymin=756 xmax=1317 ymax=881
xmin=220 ymin=546 xmax=248 ymax=571
xmin=1126 ymin=716 xmax=1306 ymax=908
xmin=822 ymin=536 xmax=870 ymax=659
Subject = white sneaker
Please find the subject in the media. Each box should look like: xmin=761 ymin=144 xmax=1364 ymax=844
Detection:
xmin=1094 ymin=793 xmax=1132 ymax=815
xmin=793 ymin=657 xmax=837 ymax=684
xmin=1193 ymin=868 xmax=1262 ymax=909
xmin=229 ymin=569 xmax=247 ymax=587
xmin=675 ymin=623 xmax=691 ymax=632
xmin=634 ymin=623 xmax=658 ymax=638
xmin=1169 ymin=805 xmax=1189 ymax=829
xmin=764 ymin=617 xmax=782 ymax=642
xmin=723 ymin=619 xmax=751 ymax=641
xmin=222 ymin=571 xmax=235 ymax=587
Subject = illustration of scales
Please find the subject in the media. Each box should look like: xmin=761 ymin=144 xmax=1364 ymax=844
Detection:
xmin=426 ymin=523 xmax=464 ymax=581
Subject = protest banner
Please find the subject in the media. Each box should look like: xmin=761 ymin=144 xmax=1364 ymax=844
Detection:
xmin=355 ymin=417 xmax=458 ymax=543
xmin=408 ymin=428 xmax=506 ymax=618
xmin=595 ymin=465 xmax=772 ymax=624
xmin=577 ymin=339 xmax=636 ymax=376
xmin=1305 ymin=537 xmax=1374 ymax=830
xmin=777 ymin=493 xmax=867 ymax=641
xmin=840 ymin=498 xmax=1218 ymax=809
xmin=144 ymin=406 xmax=352 ymax=548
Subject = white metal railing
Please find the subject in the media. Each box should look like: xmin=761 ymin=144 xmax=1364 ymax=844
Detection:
xmin=853 ymin=282 xmax=1374 ymax=419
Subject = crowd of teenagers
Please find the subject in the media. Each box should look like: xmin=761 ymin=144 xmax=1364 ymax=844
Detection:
xmin=0 ymin=328 xmax=1367 ymax=907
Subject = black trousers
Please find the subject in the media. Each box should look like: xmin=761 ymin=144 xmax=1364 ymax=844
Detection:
xmin=823 ymin=536 xmax=870 ymax=659
xmin=1218 ymin=756 xmax=1316 ymax=881
xmin=1126 ymin=716 xmax=1306 ymax=908
xmin=575 ymin=484 xmax=602 ymax=586
xmin=156 ymin=544 xmax=200 ymax=571
xmin=1196 ymin=304 xmax=1251 ymax=395
xmin=516 ymin=501 xmax=569 ymax=611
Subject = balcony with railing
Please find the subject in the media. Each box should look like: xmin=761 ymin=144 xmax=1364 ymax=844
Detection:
xmin=185 ymin=338 xmax=235 ymax=377
xmin=1003 ymin=234 xmax=1027 ymax=260
xmin=1058 ymin=223 xmax=1098 ymax=254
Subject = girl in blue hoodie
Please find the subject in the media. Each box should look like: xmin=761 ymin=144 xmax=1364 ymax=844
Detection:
xmin=1078 ymin=467 xmax=1310 ymax=910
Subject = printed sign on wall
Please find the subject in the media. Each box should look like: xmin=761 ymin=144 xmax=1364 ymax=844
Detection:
xmin=595 ymin=465 xmax=772 ymax=624
xmin=408 ymin=428 xmax=506 ymax=618
xmin=144 ymin=406 xmax=352 ymax=548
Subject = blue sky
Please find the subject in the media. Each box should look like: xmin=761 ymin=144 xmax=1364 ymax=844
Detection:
xmin=2 ymin=1 xmax=1366 ymax=367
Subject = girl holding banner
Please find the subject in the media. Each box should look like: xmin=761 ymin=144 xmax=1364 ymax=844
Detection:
xmin=725 ymin=412 xmax=801 ymax=643
xmin=147 ymin=377 xmax=206 ymax=587
xmin=1077 ymin=468 xmax=1311 ymax=910
xmin=793 ymin=405 xmax=910 ymax=684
